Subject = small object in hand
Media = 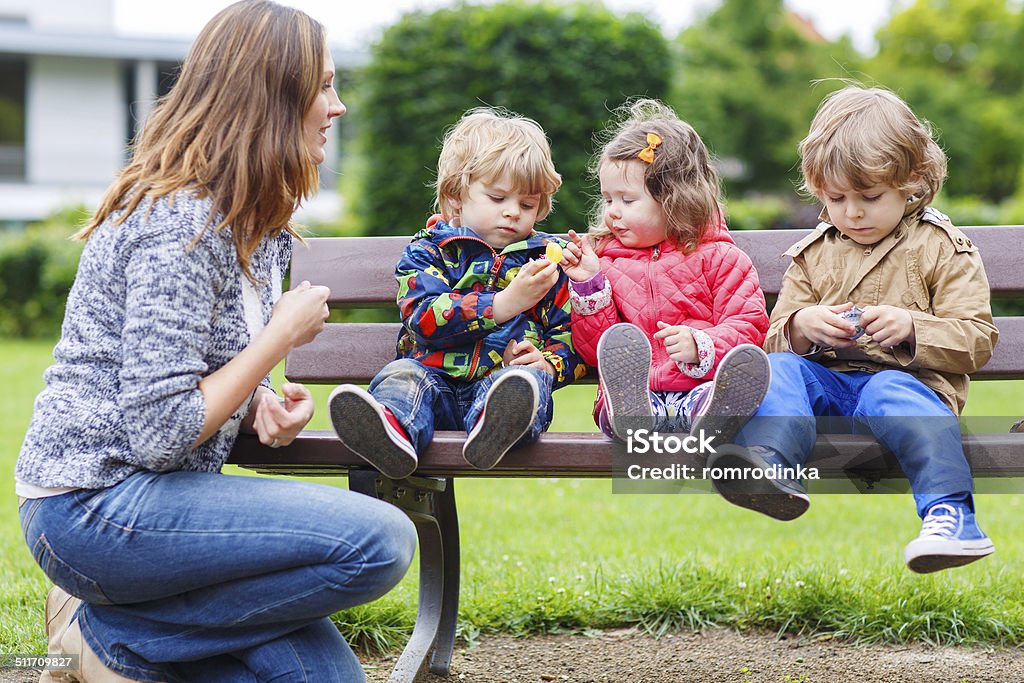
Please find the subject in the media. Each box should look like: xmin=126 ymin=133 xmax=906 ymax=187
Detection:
xmin=545 ymin=241 xmax=563 ymax=264
xmin=838 ymin=305 xmax=866 ymax=340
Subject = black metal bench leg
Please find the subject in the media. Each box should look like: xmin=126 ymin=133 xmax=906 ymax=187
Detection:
xmin=348 ymin=472 xmax=459 ymax=682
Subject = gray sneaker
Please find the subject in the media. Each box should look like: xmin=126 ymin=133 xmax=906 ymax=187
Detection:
xmin=689 ymin=344 xmax=770 ymax=447
xmin=596 ymin=323 xmax=654 ymax=440
xmin=707 ymin=444 xmax=810 ymax=521
xmin=328 ymin=384 xmax=418 ymax=480
xmin=463 ymin=369 xmax=539 ymax=470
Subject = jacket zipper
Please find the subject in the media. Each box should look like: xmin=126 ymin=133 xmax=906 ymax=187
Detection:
xmin=648 ymin=244 xmax=660 ymax=326
xmin=437 ymin=235 xmax=503 ymax=378
xmin=438 ymin=235 xmax=501 ymax=284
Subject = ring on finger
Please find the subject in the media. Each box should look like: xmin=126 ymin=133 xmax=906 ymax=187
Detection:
xmin=269 ymin=438 xmax=281 ymax=448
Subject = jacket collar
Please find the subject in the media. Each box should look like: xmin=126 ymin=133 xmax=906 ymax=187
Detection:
xmin=413 ymin=219 xmax=550 ymax=253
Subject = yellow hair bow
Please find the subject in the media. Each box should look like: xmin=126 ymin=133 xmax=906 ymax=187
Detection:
xmin=637 ymin=132 xmax=662 ymax=164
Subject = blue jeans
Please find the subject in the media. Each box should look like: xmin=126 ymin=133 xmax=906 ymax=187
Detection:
xmin=738 ymin=353 xmax=974 ymax=517
xmin=19 ymin=471 xmax=417 ymax=682
xmin=368 ymin=359 xmax=554 ymax=453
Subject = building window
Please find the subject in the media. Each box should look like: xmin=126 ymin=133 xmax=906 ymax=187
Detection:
xmin=122 ymin=62 xmax=136 ymax=145
xmin=121 ymin=61 xmax=183 ymax=157
xmin=0 ymin=57 xmax=27 ymax=180
xmin=156 ymin=61 xmax=181 ymax=98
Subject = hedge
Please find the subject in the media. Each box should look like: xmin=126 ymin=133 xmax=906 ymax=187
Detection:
xmin=348 ymin=1 xmax=671 ymax=236
xmin=0 ymin=209 xmax=86 ymax=338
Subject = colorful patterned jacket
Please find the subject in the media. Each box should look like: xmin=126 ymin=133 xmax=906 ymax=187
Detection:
xmin=395 ymin=219 xmax=586 ymax=390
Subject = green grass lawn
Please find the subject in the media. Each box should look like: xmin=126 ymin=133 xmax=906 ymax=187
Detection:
xmin=3 ymin=338 xmax=1024 ymax=656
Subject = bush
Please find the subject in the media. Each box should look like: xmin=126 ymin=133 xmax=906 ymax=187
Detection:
xmin=349 ymin=2 xmax=671 ymax=236
xmin=724 ymin=195 xmax=803 ymax=230
xmin=937 ymin=194 xmax=1024 ymax=227
xmin=670 ymin=0 xmax=861 ymax=196
xmin=0 ymin=208 xmax=87 ymax=338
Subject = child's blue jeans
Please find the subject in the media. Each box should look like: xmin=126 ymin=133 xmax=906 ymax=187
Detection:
xmin=19 ymin=471 xmax=417 ymax=682
xmin=368 ymin=359 xmax=555 ymax=453
xmin=737 ymin=352 xmax=974 ymax=518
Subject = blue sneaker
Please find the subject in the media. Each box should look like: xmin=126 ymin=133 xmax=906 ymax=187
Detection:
xmin=328 ymin=385 xmax=418 ymax=480
xmin=904 ymin=502 xmax=995 ymax=574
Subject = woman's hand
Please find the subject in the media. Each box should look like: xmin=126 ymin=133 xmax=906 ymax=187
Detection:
xmin=194 ymin=284 xmax=326 ymax=449
xmin=251 ymin=382 xmax=315 ymax=447
xmin=266 ymin=280 xmax=330 ymax=350
xmin=560 ymin=230 xmax=600 ymax=282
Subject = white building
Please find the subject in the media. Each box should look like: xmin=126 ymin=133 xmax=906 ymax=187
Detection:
xmin=0 ymin=0 xmax=364 ymax=224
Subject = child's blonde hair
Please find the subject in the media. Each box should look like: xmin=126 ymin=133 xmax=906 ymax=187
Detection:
xmin=590 ymin=99 xmax=722 ymax=254
xmin=799 ymin=86 xmax=947 ymax=207
xmin=435 ymin=107 xmax=562 ymax=222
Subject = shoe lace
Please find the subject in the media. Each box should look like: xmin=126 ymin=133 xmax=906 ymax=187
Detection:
xmin=920 ymin=503 xmax=960 ymax=538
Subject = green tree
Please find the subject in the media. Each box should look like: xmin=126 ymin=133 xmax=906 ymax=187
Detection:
xmin=348 ymin=2 xmax=670 ymax=236
xmin=671 ymin=0 xmax=862 ymax=196
xmin=868 ymin=0 xmax=1024 ymax=201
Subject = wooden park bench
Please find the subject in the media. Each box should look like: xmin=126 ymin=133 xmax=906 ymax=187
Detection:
xmin=228 ymin=226 xmax=1024 ymax=682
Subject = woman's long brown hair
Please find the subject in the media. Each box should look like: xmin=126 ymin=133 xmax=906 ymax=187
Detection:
xmin=77 ymin=0 xmax=326 ymax=279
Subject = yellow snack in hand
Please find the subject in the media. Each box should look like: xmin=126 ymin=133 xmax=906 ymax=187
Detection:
xmin=545 ymin=241 xmax=563 ymax=264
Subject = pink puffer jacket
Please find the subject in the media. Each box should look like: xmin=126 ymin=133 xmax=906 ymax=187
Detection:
xmin=572 ymin=220 xmax=769 ymax=392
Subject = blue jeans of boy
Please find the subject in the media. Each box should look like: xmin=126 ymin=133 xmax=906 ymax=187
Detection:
xmin=369 ymin=359 xmax=554 ymax=453
xmin=19 ymin=471 xmax=417 ymax=682
xmin=738 ymin=352 xmax=973 ymax=518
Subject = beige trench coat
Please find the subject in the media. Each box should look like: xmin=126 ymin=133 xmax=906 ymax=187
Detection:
xmin=765 ymin=207 xmax=998 ymax=415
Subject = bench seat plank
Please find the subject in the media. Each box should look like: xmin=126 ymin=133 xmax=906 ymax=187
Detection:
xmin=231 ymin=431 xmax=1024 ymax=479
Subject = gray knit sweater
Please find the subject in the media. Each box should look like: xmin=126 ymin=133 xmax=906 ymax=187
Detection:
xmin=16 ymin=192 xmax=291 ymax=489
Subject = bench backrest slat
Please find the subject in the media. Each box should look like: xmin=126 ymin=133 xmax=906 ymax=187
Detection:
xmin=286 ymin=317 xmax=1024 ymax=384
xmin=287 ymin=227 xmax=1024 ymax=384
xmin=295 ymin=227 xmax=1024 ymax=305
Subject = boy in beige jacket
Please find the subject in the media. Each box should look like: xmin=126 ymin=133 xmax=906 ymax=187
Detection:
xmin=707 ymin=86 xmax=998 ymax=574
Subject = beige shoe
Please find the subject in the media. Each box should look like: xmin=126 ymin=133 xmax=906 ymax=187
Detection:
xmin=40 ymin=586 xmax=140 ymax=682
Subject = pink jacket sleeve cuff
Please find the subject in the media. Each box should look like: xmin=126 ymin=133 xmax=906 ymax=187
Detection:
xmin=569 ymin=272 xmax=612 ymax=315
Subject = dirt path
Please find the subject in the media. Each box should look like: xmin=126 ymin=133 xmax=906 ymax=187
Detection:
xmin=3 ymin=628 xmax=1021 ymax=682
xmin=364 ymin=628 xmax=1024 ymax=683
